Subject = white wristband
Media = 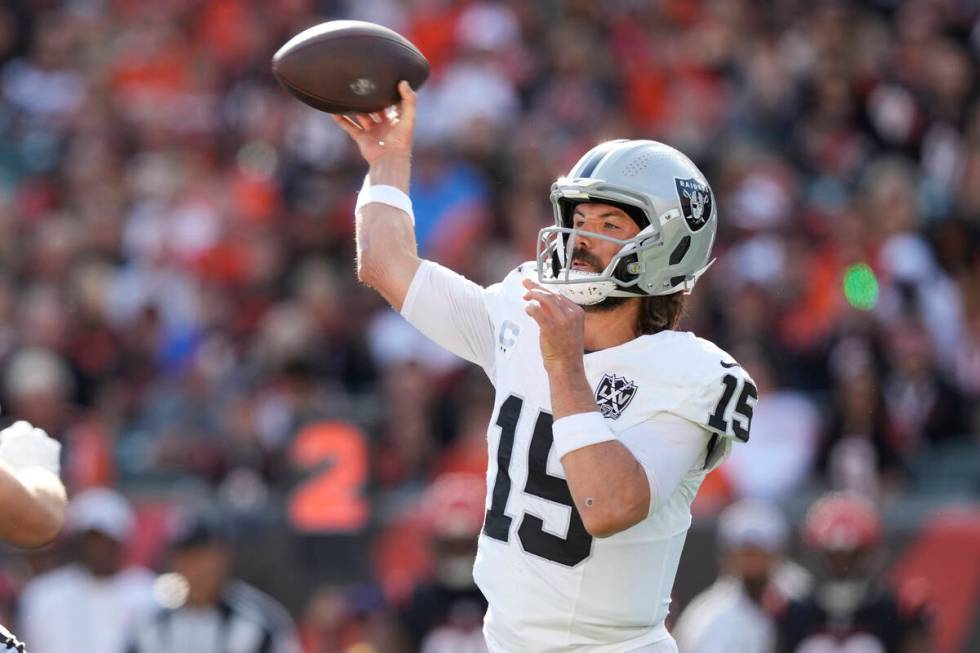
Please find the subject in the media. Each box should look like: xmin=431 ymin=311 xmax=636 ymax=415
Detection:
xmin=0 ymin=421 xmax=61 ymax=476
xmin=355 ymin=178 xmax=415 ymax=225
xmin=552 ymin=411 xmax=615 ymax=459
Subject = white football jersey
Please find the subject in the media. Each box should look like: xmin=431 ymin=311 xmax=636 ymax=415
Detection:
xmin=402 ymin=262 xmax=755 ymax=653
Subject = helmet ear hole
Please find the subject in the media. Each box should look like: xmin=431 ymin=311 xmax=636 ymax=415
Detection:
xmin=613 ymin=254 xmax=640 ymax=284
xmin=669 ymin=236 xmax=691 ymax=265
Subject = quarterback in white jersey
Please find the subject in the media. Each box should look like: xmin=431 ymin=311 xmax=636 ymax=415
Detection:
xmin=333 ymin=82 xmax=756 ymax=652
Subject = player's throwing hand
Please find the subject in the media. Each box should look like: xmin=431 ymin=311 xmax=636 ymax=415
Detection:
xmin=522 ymin=278 xmax=585 ymax=370
xmin=331 ymin=80 xmax=416 ymax=164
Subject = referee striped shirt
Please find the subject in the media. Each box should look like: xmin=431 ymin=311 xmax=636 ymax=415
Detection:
xmin=127 ymin=581 xmax=299 ymax=653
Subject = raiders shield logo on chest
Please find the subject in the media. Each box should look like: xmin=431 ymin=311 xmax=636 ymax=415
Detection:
xmin=595 ymin=373 xmax=638 ymax=420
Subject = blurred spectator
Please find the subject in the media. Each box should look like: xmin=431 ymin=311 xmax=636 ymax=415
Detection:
xmin=881 ymin=317 xmax=969 ymax=454
xmin=876 ymin=231 xmax=963 ymax=367
xmin=17 ymin=488 xmax=155 ymax=653
xmin=775 ymin=492 xmax=932 ymax=653
xmin=400 ymin=474 xmax=488 ymax=653
xmin=127 ymin=507 xmax=300 ymax=653
xmin=674 ymin=500 xmax=805 ymax=653
xmin=299 ymin=583 xmax=410 ymax=653
xmin=1 ymin=12 xmax=84 ymax=125
xmin=819 ymin=337 xmax=902 ymax=496
xmin=2 ymin=347 xmax=73 ymax=435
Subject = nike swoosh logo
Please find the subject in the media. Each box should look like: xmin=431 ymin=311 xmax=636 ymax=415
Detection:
xmin=720 ymin=361 xmax=739 ymax=368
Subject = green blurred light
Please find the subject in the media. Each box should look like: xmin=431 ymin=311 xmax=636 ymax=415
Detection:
xmin=843 ymin=263 xmax=879 ymax=310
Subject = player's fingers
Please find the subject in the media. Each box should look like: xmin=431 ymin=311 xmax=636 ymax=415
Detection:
xmin=524 ymin=298 xmax=550 ymax=316
xmin=546 ymin=289 xmax=582 ymax=314
xmin=522 ymin=287 xmax=561 ymax=309
xmin=333 ymin=114 xmax=364 ymax=134
xmin=524 ymin=301 xmax=556 ymax=327
xmin=383 ymin=104 xmax=400 ymax=125
xmin=524 ymin=300 xmax=543 ymax=320
xmin=396 ymin=80 xmax=416 ymax=126
xmin=531 ymin=290 xmax=580 ymax=326
xmin=342 ymin=113 xmax=372 ymax=130
xmin=524 ymin=291 xmax=567 ymax=324
xmin=360 ymin=114 xmax=378 ymax=130
xmin=521 ymin=278 xmax=564 ymax=300
xmin=556 ymin=294 xmax=583 ymax=316
xmin=398 ymin=80 xmax=416 ymax=105
xmin=553 ymin=302 xmax=580 ymax=326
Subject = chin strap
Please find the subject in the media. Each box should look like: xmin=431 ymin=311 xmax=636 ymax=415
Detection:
xmin=677 ymin=258 xmax=715 ymax=295
xmin=547 ymin=270 xmax=617 ymax=305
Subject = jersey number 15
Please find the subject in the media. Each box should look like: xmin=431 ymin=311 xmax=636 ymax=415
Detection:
xmin=483 ymin=395 xmax=593 ymax=567
xmin=707 ymin=373 xmax=757 ymax=442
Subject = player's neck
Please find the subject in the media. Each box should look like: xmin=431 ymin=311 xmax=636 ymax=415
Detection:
xmin=582 ymin=299 xmax=640 ymax=351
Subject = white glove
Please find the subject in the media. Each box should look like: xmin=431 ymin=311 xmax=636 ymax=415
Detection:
xmin=0 ymin=421 xmax=61 ymax=476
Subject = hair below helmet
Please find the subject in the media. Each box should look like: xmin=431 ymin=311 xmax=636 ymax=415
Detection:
xmin=537 ymin=139 xmax=717 ymax=305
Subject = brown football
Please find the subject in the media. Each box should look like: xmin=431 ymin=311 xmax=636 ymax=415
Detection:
xmin=271 ymin=20 xmax=429 ymax=114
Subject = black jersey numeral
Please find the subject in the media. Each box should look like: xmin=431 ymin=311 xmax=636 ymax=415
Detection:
xmin=483 ymin=396 xmax=520 ymax=540
xmin=707 ymin=374 xmax=757 ymax=442
xmin=484 ymin=395 xmax=593 ymax=567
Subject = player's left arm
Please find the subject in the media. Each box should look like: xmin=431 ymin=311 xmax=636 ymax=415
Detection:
xmin=553 ymin=405 xmax=707 ymax=537
xmin=522 ymin=280 xmax=707 ymax=537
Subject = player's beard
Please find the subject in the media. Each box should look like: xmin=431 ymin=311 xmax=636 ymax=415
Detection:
xmin=583 ymin=294 xmax=630 ymax=313
xmin=571 ymin=247 xmax=630 ymax=313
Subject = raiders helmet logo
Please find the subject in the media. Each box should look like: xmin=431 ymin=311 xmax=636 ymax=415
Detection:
xmin=675 ymin=177 xmax=713 ymax=232
xmin=595 ymin=373 xmax=638 ymax=420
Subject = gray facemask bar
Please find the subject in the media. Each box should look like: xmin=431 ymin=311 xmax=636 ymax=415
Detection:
xmin=536 ymin=225 xmax=661 ymax=291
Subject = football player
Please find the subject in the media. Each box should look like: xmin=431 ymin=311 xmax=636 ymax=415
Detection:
xmin=0 ymin=420 xmax=66 ymax=652
xmin=776 ymin=493 xmax=932 ymax=653
xmin=333 ymin=82 xmax=756 ymax=652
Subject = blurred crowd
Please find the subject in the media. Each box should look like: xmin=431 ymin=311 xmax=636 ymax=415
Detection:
xmin=0 ymin=0 xmax=978 ymax=651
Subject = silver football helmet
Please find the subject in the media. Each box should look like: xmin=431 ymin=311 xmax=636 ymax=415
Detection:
xmin=537 ymin=139 xmax=717 ymax=305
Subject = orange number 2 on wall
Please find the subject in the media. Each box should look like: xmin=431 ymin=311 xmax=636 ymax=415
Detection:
xmin=288 ymin=422 xmax=369 ymax=533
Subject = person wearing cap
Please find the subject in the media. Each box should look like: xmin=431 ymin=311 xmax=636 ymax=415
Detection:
xmin=16 ymin=487 xmax=156 ymax=653
xmin=126 ymin=508 xmax=300 ymax=653
xmin=0 ymin=420 xmax=67 ymax=652
xmin=673 ymin=500 xmax=799 ymax=653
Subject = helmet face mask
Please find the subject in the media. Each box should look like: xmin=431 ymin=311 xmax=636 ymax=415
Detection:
xmin=536 ymin=220 xmax=664 ymax=305
xmin=536 ymin=139 xmax=718 ymax=306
